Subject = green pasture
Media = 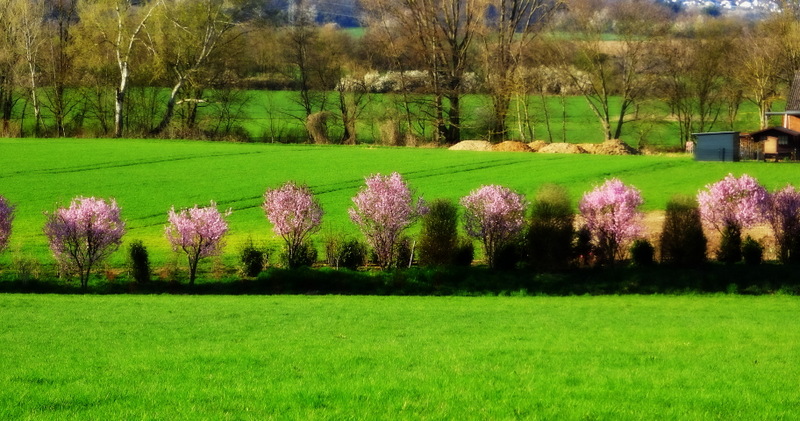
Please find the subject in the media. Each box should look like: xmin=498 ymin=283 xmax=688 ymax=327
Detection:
xmin=3 ymin=138 xmax=800 ymax=267
xmin=213 ymin=91 xmax=774 ymax=146
xmin=0 ymin=295 xmax=797 ymax=419
xmin=11 ymin=89 xmax=778 ymax=146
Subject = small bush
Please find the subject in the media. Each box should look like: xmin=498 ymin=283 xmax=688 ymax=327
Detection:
xmin=717 ymin=224 xmax=742 ymax=264
xmin=659 ymin=195 xmax=707 ymax=267
xmin=526 ymin=184 xmax=574 ymax=271
xmin=325 ymin=236 xmax=367 ymax=270
xmin=282 ymin=240 xmax=317 ymax=269
xmin=742 ymin=236 xmax=763 ymax=265
xmin=630 ymin=239 xmax=655 ymax=266
xmin=452 ymin=237 xmax=475 ymax=267
xmin=12 ymin=255 xmax=41 ymax=283
xmin=418 ymin=199 xmax=460 ymax=267
xmin=128 ymin=240 xmax=150 ymax=283
xmin=395 ymin=237 xmax=414 ymax=269
xmin=573 ymin=226 xmax=594 ymax=266
xmin=240 ymin=242 xmax=266 ymax=277
xmin=492 ymin=237 xmax=524 ymax=271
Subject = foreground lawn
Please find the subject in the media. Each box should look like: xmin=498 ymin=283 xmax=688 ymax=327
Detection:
xmin=1 ymin=295 xmax=798 ymax=419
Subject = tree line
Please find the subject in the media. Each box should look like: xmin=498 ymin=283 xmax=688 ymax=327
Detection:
xmin=2 ymin=0 xmax=800 ymax=146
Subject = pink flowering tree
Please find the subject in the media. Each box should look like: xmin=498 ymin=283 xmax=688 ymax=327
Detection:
xmin=0 ymin=195 xmax=13 ymax=255
xmin=263 ymin=181 xmax=323 ymax=268
xmin=579 ymin=178 xmax=644 ymax=265
xmin=349 ymin=172 xmax=426 ymax=269
xmin=697 ymin=174 xmax=768 ymax=263
xmin=44 ymin=196 xmax=126 ymax=288
xmin=166 ymin=202 xmax=230 ymax=285
xmin=766 ymin=185 xmax=800 ymax=263
xmin=461 ymin=185 xmax=527 ymax=269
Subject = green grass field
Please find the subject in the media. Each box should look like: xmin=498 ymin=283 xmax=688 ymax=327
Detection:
xmin=13 ymin=89 xmax=779 ymax=146
xmin=1 ymin=294 xmax=797 ymax=419
xmin=3 ymin=137 xmax=800 ymax=268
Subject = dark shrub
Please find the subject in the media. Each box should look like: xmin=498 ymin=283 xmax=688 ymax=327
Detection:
xmin=630 ymin=239 xmax=655 ymax=266
xmin=452 ymin=237 xmax=474 ymax=267
xmin=418 ymin=199 xmax=460 ymax=266
xmin=395 ymin=237 xmax=414 ymax=269
xmin=240 ymin=242 xmax=266 ymax=277
xmin=283 ymin=240 xmax=317 ymax=269
xmin=742 ymin=236 xmax=763 ymax=265
xmin=128 ymin=240 xmax=150 ymax=283
xmin=717 ymin=224 xmax=742 ymax=264
xmin=526 ymin=184 xmax=574 ymax=271
xmin=659 ymin=195 xmax=707 ymax=267
xmin=325 ymin=236 xmax=367 ymax=270
xmin=573 ymin=225 xmax=594 ymax=266
xmin=492 ymin=237 xmax=523 ymax=271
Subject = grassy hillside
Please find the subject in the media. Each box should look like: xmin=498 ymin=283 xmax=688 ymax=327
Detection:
xmin=1 ymin=295 xmax=797 ymax=419
xmin=2 ymin=138 xmax=800 ymax=265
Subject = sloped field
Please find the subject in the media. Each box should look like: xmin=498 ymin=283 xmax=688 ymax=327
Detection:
xmin=2 ymin=138 xmax=800 ymax=264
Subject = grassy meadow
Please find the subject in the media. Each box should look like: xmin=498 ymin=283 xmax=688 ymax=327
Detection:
xmin=3 ymin=137 xmax=800 ymax=268
xmin=1 ymin=294 xmax=798 ymax=419
xmin=202 ymin=91 xmax=777 ymax=146
xmin=13 ymin=89 xmax=779 ymax=146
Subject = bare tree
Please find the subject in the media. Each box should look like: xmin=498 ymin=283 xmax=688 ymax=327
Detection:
xmin=557 ymin=0 xmax=668 ymax=141
xmin=478 ymin=0 xmax=561 ymax=142
xmin=737 ymin=25 xmax=782 ymax=129
xmin=77 ymin=0 xmax=163 ymax=138
xmin=149 ymin=0 xmax=240 ymax=135
xmin=657 ymin=23 xmax=738 ymax=146
xmin=362 ymin=0 xmax=483 ymax=144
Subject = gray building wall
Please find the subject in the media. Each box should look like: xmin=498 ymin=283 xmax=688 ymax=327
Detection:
xmin=693 ymin=132 xmax=740 ymax=162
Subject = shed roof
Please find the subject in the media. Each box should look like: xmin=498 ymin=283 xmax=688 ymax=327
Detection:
xmin=748 ymin=126 xmax=800 ymax=140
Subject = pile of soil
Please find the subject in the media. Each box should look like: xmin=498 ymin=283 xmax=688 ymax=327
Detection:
xmin=527 ymin=140 xmax=548 ymax=152
xmin=491 ymin=141 xmax=533 ymax=152
xmin=448 ymin=140 xmax=493 ymax=151
xmin=579 ymin=139 xmax=639 ymax=155
xmin=538 ymin=143 xmax=588 ymax=154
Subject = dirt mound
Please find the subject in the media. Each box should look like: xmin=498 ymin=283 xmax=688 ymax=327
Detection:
xmin=527 ymin=140 xmax=548 ymax=152
xmin=448 ymin=140 xmax=493 ymax=151
xmin=538 ymin=143 xmax=588 ymax=154
xmin=491 ymin=141 xmax=533 ymax=152
xmin=580 ymin=139 xmax=639 ymax=155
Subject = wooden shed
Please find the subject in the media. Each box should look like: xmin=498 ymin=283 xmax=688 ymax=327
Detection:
xmin=747 ymin=126 xmax=800 ymax=161
xmin=692 ymin=132 xmax=740 ymax=162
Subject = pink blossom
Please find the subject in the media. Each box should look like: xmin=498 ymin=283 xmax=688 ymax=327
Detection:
xmin=579 ymin=178 xmax=643 ymax=264
xmin=697 ymin=173 xmax=768 ymax=233
xmin=44 ymin=196 xmax=126 ymax=288
xmin=766 ymin=185 xmax=800 ymax=263
xmin=349 ymin=172 xmax=426 ymax=269
xmin=461 ymin=185 xmax=526 ymax=269
xmin=0 ymin=195 xmax=13 ymax=254
xmin=165 ymin=201 xmax=230 ymax=285
xmin=263 ymin=182 xmax=323 ymax=268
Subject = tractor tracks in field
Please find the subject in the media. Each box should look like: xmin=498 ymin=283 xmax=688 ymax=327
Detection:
xmin=125 ymin=158 xmax=527 ymax=228
xmin=0 ymin=150 xmax=274 ymax=179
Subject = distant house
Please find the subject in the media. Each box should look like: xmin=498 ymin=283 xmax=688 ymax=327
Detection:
xmin=746 ymin=126 xmax=800 ymax=161
xmin=749 ymin=71 xmax=800 ymax=161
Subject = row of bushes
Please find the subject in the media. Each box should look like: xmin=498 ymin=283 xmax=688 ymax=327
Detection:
xmin=0 ymin=172 xmax=797 ymax=290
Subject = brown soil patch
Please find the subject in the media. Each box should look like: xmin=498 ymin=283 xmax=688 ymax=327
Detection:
xmin=579 ymin=139 xmax=639 ymax=155
xmin=448 ymin=140 xmax=493 ymax=151
xmin=538 ymin=143 xmax=588 ymax=154
xmin=491 ymin=141 xmax=533 ymax=152
xmin=527 ymin=140 xmax=548 ymax=152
